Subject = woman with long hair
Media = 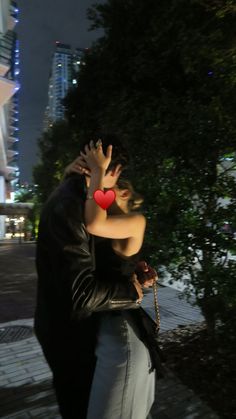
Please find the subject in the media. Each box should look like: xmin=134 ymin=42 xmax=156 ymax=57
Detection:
xmin=76 ymin=140 xmax=159 ymax=419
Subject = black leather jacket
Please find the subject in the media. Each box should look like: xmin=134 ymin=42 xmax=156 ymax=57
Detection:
xmin=34 ymin=174 xmax=140 ymax=345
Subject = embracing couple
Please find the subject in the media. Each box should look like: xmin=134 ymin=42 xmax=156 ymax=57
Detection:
xmin=34 ymin=134 xmax=162 ymax=419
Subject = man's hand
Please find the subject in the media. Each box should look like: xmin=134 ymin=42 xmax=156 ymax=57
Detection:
xmin=64 ymin=156 xmax=91 ymax=177
xmin=135 ymin=261 xmax=158 ymax=288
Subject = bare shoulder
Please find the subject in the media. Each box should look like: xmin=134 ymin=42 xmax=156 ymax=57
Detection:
xmin=112 ymin=213 xmax=146 ymax=256
xmin=129 ymin=212 xmax=146 ymax=232
xmin=130 ymin=212 xmax=146 ymax=223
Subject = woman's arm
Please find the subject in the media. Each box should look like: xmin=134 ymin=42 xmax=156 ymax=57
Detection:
xmin=85 ymin=166 xmax=146 ymax=239
xmin=82 ymin=142 xmax=146 ymax=241
xmin=85 ymin=166 xmax=107 ymax=232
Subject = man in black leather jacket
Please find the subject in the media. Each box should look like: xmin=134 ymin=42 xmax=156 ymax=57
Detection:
xmin=34 ymin=136 xmax=153 ymax=418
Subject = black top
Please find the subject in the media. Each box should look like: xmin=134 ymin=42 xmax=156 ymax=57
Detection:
xmin=95 ymin=237 xmax=140 ymax=283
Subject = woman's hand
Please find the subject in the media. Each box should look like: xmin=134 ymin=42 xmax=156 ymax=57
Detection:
xmin=80 ymin=140 xmax=112 ymax=172
xmin=135 ymin=261 xmax=158 ymax=288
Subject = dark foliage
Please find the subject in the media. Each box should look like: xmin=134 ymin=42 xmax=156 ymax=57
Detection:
xmin=34 ymin=0 xmax=236 ymax=336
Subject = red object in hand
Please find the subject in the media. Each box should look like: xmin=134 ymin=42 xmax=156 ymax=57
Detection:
xmin=135 ymin=261 xmax=158 ymax=285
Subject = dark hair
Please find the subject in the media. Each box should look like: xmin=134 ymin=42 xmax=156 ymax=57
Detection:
xmin=116 ymin=179 xmax=144 ymax=211
xmin=81 ymin=133 xmax=130 ymax=172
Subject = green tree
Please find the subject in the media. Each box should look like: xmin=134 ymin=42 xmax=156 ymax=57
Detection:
xmin=37 ymin=0 xmax=236 ymax=336
xmin=33 ymin=119 xmax=81 ymax=202
xmin=71 ymin=0 xmax=236 ymax=336
xmin=14 ymin=186 xmax=41 ymax=239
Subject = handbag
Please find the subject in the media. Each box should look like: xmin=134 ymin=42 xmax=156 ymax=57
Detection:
xmin=153 ymin=280 xmax=161 ymax=333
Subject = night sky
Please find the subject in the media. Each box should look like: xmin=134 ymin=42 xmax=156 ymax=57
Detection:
xmin=16 ymin=0 xmax=104 ymax=183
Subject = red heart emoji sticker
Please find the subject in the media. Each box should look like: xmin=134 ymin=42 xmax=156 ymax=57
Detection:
xmin=93 ymin=189 xmax=116 ymax=210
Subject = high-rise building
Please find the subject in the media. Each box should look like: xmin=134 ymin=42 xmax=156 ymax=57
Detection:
xmin=0 ymin=0 xmax=20 ymax=238
xmin=44 ymin=42 xmax=86 ymax=131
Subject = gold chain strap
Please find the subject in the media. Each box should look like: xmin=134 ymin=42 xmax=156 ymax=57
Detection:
xmin=153 ymin=281 xmax=160 ymax=332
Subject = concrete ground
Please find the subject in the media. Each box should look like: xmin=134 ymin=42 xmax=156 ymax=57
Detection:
xmin=0 ymin=241 xmax=219 ymax=418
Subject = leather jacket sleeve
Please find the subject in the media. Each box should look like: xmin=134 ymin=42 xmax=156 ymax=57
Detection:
xmin=46 ymin=192 xmax=140 ymax=319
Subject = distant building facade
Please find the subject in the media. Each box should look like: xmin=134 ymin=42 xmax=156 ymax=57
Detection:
xmin=44 ymin=42 xmax=86 ymax=131
xmin=0 ymin=0 xmax=20 ymax=238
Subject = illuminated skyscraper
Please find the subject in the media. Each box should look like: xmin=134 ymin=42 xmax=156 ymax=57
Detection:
xmin=0 ymin=0 xmax=20 ymax=237
xmin=44 ymin=42 xmax=86 ymax=130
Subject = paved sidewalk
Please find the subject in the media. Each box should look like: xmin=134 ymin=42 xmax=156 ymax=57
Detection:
xmin=142 ymin=286 xmax=204 ymax=331
xmin=0 ymin=289 xmax=219 ymax=419
xmin=0 ymin=242 xmax=36 ymax=322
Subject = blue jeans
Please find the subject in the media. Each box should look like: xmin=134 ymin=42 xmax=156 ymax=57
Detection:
xmin=87 ymin=311 xmax=155 ymax=419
